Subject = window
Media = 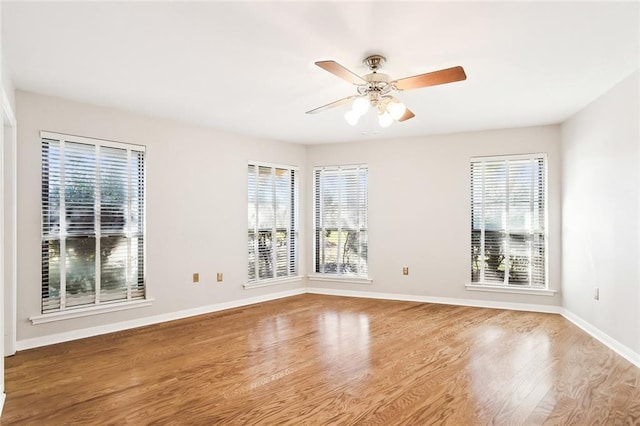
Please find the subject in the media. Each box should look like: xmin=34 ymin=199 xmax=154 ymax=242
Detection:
xmin=41 ymin=132 xmax=146 ymax=314
xmin=471 ymin=154 xmax=547 ymax=288
xmin=314 ymin=165 xmax=368 ymax=276
xmin=247 ymin=163 xmax=298 ymax=285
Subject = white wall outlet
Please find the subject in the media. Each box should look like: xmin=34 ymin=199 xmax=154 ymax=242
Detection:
xmin=594 ymin=287 xmax=599 ymax=300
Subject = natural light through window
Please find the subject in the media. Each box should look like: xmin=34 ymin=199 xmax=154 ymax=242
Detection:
xmin=470 ymin=154 xmax=547 ymax=289
xmin=41 ymin=132 xmax=146 ymax=314
xmin=313 ymin=165 xmax=368 ymax=278
xmin=247 ymin=163 xmax=299 ymax=287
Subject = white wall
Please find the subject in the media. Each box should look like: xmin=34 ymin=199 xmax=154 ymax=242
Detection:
xmin=3 ymin=115 xmax=15 ymax=357
xmin=1 ymin=63 xmax=13 ymax=115
xmin=306 ymin=125 xmax=562 ymax=307
xmin=2 ymin=2 xmax=17 ymax=358
xmin=0 ymin=0 xmax=5 ymax=409
xmin=16 ymin=91 xmax=307 ymax=343
xmin=1 ymin=1 xmax=15 ymax=113
xmin=561 ymin=70 xmax=640 ymax=355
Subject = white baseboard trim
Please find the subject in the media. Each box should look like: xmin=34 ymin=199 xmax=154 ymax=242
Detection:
xmin=0 ymin=392 xmax=6 ymax=416
xmin=306 ymin=287 xmax=563 ymax=314
xmin=16 ymin=288 xmax=306 ymax=351
xmin=16 ymin=287 xmax=640 ymax=371
xmin=561 ymin=308 xmax=640 ymax=369
xmin=308 ymin=287 xmax=640 ymax=368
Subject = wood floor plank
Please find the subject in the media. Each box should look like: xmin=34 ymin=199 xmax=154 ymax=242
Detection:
xmin=1 ymin=294 xmax=638 ymax=425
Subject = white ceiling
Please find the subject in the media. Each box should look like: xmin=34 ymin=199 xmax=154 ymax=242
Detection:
xmin=3 ymin=1 xmax=639 ymax=144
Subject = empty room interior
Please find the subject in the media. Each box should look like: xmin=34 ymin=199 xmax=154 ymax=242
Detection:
xmin=0 ymin=1 xmax=639 ymax=424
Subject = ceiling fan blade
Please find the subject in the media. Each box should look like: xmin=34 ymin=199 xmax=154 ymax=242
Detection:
xmin=306 ymin=96 xmax=355 ymax=114
xmin=398 ymin=108 xmax=415 ymax=122
xmin=315 ymin=60 xmax=367 ymax=85
xmin=394 ymin=66 xmax=467 ymax=91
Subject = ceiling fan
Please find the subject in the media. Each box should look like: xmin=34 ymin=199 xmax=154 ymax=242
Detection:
xmin=306 ymin=54 xmax=466 ymax=128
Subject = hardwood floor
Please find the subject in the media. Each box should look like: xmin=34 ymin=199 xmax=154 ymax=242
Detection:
xmin=2 ymin=294 xmax=639 ymax=425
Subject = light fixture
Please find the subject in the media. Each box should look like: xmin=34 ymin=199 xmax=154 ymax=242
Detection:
xmin=344 ymin=109 xmax=359 ymax=126
xmin=352 ymin=96 xmax=370 ymax=116
xmin=378 ymin=111 xmax=393 ymax=128
xmin=343 ymin=95 xmax=407 ymax=128
xmin=343 ymin=96 xmax=370 ymax=126
xmin=386 ymin=100 xmax=406 ymax=120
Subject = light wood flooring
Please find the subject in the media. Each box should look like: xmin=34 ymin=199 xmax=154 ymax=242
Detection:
xmin=2 ymin=294 xmax=639 ymax=425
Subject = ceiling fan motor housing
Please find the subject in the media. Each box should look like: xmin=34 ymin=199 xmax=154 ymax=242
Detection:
xmin=358 ymin=72 xmax=393 ymax=104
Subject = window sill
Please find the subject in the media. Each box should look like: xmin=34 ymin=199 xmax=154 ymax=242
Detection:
xmin=29 ymin=298 xmax=155 ymax=325
xmin=465 ymin=283 xmax=556 ymax=296
xmin=307 ymin=274 xmax=373 ymax=285
xmin=243 ymin=275 xmax=303 ymax=290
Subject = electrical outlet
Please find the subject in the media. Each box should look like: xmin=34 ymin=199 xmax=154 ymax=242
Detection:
xmin=217 ymin=273 xmax=223 ymax=282
xmin=403 ymin=267 xmax=409 ymax=276
xmin=594 ymin=287 xmax=599 ymax=301
xmin=193 ymin=273 xmax=199 ymax=283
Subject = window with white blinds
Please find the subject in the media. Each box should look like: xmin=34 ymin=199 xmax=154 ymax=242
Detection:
xmin=41 ymin=132 xmax=146 ymax=313
xmin=314 ymin=165 xmax=368 ymax=276
xmin=247 ymin=163 xmax=298 ymax=284
xmin=471 ymin=154 xmax=547 ymax=288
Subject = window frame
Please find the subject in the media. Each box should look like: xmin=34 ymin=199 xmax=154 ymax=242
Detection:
xmin=245 ymin=161 xmax=300 ymax=289
xmin=34 ymin=131 xmax=149 ymax=323
xmin=312 ymin=164 xmax=370 ymax=281
xmin=468 ymin=153 xmax=553 ymax=295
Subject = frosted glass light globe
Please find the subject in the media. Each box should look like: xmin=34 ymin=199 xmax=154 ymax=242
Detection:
xmin=344 ymin=109 xmax=359 ymax=126
xmin=352 ymin=96 xmax=370 ymax=117
xmin=378 ymin=112 xmax=393 ymax=128
xmin=387 ymin=101 xmax=406 ymax=120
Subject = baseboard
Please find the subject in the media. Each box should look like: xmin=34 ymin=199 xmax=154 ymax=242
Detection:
xmin=0 ymin=392 xmax=5 ymax=416
xmin=16 ymin=287 xmax=640 ymax=371
xmin=16 ymin=288 xmax=306 ymax=351
xmin=306 ymin=287 xmax=563 ymax=314
xmin=561 ymin=308 xmax=640 ymax=369
xmin=308 ymin=287 xmax=640 ymax=368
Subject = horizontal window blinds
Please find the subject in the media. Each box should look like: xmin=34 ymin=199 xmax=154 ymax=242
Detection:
xmin=471 ymin=155 xmax=546 ymax=288
xmin=41 ymin=133 xmax=146 ymax=313
xmin=247 ymin=163 xmax=298 ymax=283
xmin=314 ymin=165 xmax=368 ymax=276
